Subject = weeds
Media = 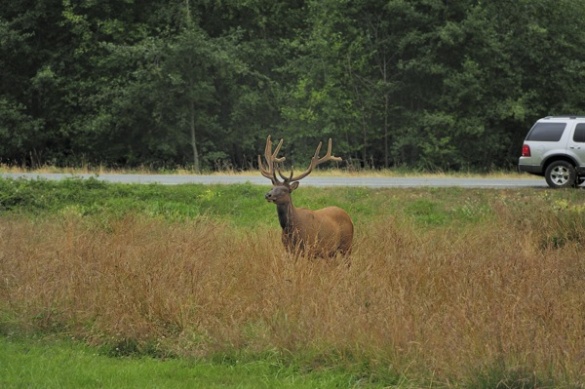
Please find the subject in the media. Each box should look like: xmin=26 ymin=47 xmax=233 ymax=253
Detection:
xmin=1 ymin=179 xmax=585 ymax=387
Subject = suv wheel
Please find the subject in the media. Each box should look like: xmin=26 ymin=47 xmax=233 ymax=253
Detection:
xmin=545 ymin=160 xmax=576 ymax=188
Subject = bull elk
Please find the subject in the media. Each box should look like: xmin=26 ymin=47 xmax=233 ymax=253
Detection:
xmin=259 ymin=136 xmax=353 ymax=258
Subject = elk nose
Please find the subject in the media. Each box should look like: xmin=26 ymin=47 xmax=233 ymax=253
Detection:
xmin=265 ymin=192 xmax=272 ymax=199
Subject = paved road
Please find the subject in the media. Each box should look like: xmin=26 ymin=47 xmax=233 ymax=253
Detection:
xmin=1 ymin=172 xmax=546 ymax=188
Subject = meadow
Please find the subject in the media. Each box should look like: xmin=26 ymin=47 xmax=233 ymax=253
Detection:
xmin=1 ymin=177 xmax=585 ymax=388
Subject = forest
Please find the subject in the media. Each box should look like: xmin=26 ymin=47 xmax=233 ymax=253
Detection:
xmin=2 ymin=0 xmax=585 ymax=172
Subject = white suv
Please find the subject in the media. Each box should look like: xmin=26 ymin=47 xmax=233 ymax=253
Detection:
xmin=518 ymin=116 xmax=585 ymax=188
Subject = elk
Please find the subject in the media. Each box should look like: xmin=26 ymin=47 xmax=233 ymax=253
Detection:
xmin=259 ymin=136 xmax=353 ymax=258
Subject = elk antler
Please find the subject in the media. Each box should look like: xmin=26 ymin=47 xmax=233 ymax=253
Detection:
xmin=258 ymin=135 xmax=286 ymax=185
xmin=285 ymin=138 xmax=341 ymax=183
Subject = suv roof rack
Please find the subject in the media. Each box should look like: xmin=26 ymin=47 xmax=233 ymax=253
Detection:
xmin=544 ymin=115 xmax=585 ymax=119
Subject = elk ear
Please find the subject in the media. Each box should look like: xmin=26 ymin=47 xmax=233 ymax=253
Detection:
xmin=289 ymin=181 xmax=300 ymax=191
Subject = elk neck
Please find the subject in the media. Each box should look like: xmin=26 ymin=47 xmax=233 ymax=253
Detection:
xmin=276 ymin=200 xmax=296 ymax=232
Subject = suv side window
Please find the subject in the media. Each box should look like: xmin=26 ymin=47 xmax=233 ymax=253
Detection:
xmin=526 ymin=122 xmax=566 ymax=141
xmin=574 ymin=123 xmax=585 ymax=143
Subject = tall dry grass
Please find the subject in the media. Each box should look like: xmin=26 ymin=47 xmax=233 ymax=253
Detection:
xmin=1 ymin=207 xmax=584 ymax=385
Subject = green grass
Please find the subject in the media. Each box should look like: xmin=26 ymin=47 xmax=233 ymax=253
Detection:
xmin=0 ymin=177 xmax=271 ymax=227
xmin=0 ymin=337 xmax=388 ymax=389
xmin=0 ymin=176 xmax=563 ymax=228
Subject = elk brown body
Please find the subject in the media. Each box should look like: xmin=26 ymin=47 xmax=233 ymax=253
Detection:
xmin=259 ymin=136 xmax=354 ymax=258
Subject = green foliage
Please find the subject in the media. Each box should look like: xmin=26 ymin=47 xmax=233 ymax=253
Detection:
xmin=0 ymin=98 xmax=44 ymax=164
xmin=0 ymin=176 xmax=582 ymax=232
xmin=0 ymin=177 xmax=275 ymax=227
xmin=4 ymin=1 xmax=585 ymax=170
xmin=0 ymin=337 xmax=386 ymax=389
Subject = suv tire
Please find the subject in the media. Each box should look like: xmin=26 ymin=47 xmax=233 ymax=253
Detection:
xmin=544 ymin=160 xmax=576 ymax=188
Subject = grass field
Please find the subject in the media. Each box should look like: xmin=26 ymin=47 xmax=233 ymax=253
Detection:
xmin=1 ymin=177 xmax=585 ymax=388
xmin=0 ymin=336 xmax=378 ymax=389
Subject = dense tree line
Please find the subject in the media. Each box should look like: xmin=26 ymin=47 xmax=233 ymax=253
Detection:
xmin=3 ymin=0 xmax=585 ymax=171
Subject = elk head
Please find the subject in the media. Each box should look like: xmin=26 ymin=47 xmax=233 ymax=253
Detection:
xmin=259 ymin=136 xmax=353 ymax=258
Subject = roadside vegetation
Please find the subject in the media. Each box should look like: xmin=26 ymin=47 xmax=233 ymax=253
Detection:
xmin=1 ymin=177 xmax=585 ymax=388
xmin=0 ymin=163 xmax=528 ymax=178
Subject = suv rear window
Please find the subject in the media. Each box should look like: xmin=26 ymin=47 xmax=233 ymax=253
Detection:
xmin=526 ymin=122 xmax=566 ymax=141
xmin=573 ymin=123 xmax=585 ymax=142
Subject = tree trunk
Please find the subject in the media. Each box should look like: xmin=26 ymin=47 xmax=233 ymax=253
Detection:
xmin=189 ymin=99 xmax=200 ymax=172
xmin=384 ymin=93 xmax=389 ymax=168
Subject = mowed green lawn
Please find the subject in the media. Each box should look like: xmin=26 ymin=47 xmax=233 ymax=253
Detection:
xmin=0 ymin=337 xmax=379 ymax=389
